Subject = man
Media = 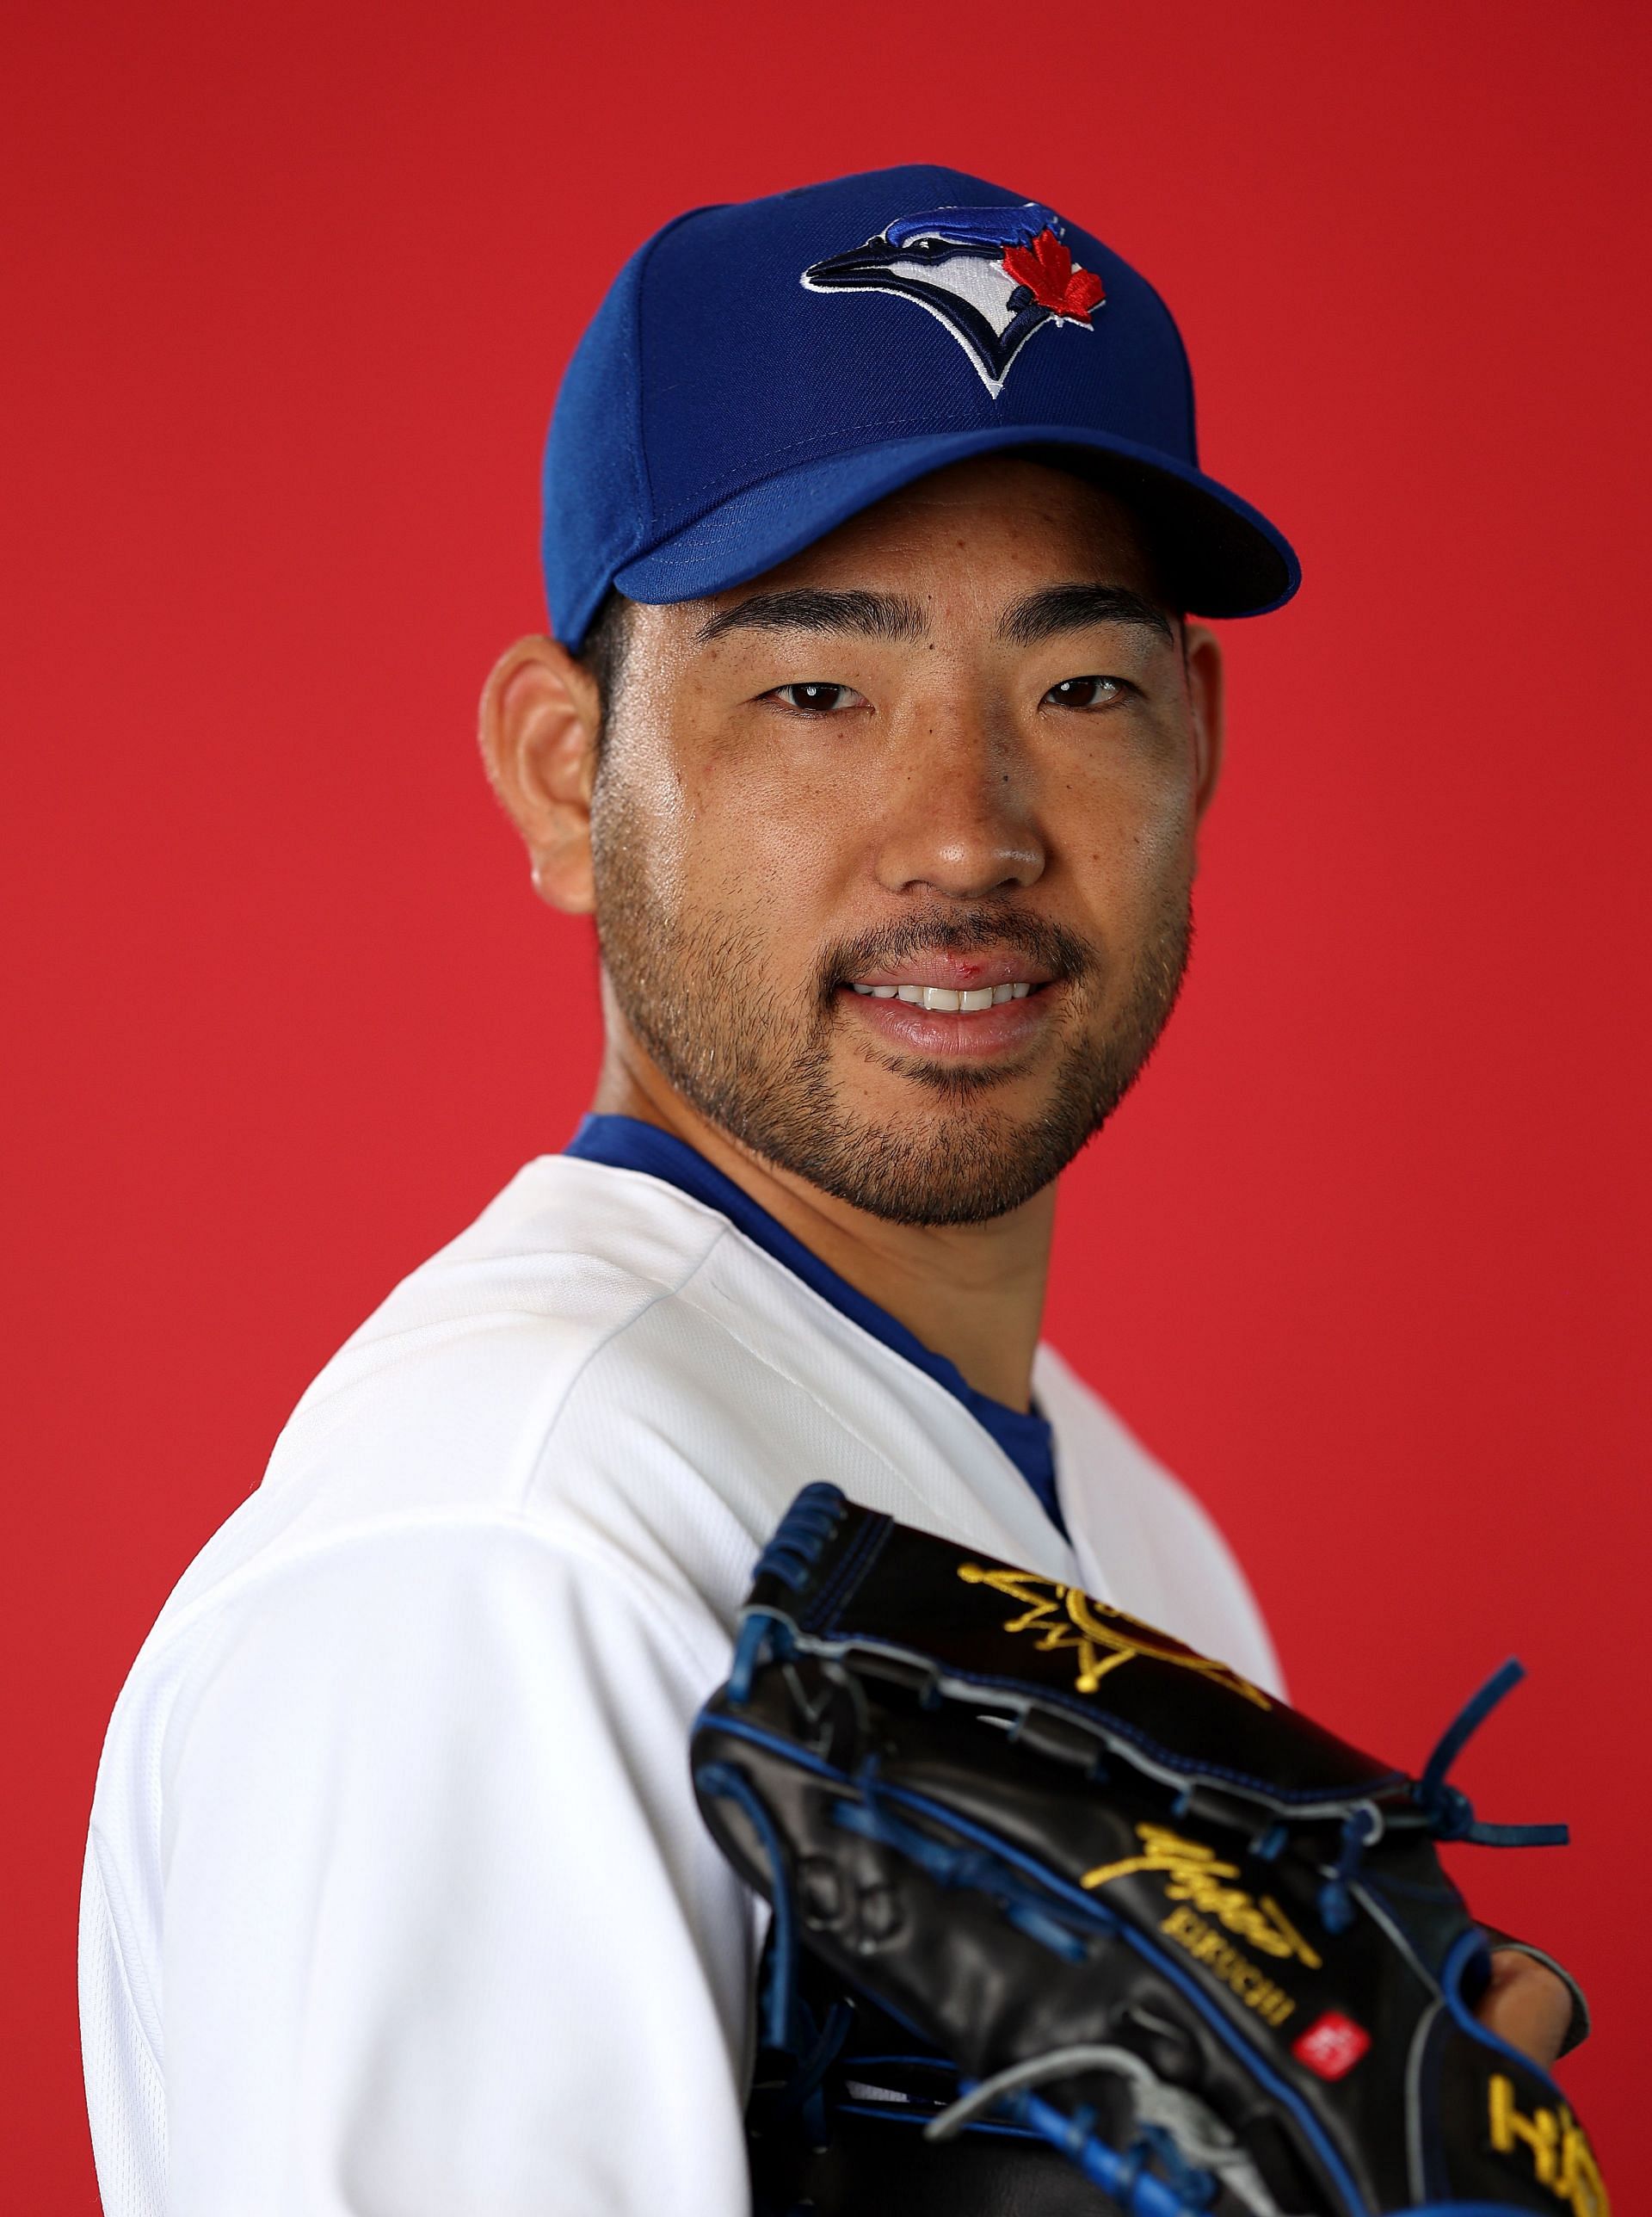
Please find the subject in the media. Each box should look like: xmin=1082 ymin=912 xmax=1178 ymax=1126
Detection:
xmin=79 ymin=164 xmax=1577 ymax=2214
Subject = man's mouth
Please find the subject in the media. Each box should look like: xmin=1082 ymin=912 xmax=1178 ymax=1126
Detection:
xmin=832 ymin=949 xmax=1061 ymax=1059
xmin=841 ymin=949 xmax=1056 ymax=1004
xmin=848 ymin=979 xmax=1036 ymax=1010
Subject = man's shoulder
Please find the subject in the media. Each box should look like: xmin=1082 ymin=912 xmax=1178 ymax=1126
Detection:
xmin=146 ymin=1156 xmax=1069 ymax=1652
xmin=348 ymin=1149 xmax=739 ymax=1356
xmin=152 ymin=1158 xmax=764 ymax=1609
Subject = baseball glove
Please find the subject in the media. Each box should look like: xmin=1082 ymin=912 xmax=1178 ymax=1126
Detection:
xmin=691 ymin=1484 xmax=1605 ymax=2217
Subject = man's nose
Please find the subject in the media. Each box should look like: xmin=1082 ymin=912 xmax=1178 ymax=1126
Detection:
xmin=872 ymin=713 xmax=1045 ymax=901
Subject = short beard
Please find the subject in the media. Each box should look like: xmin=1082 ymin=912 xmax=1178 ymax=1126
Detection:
xmin=590 ymin=782 xmax=1191 ymax=1228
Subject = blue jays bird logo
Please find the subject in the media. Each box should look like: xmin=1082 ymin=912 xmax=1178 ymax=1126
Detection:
xmin=801 ymin=201 xmax=1106 ymax=398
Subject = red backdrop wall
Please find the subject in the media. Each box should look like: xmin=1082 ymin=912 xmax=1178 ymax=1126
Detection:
xmin=6 ymin=0 xmax=1647 ymax=2201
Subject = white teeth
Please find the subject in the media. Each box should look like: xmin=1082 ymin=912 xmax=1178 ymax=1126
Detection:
xmin=853 ymin=979 xmax=1039 ymax=1007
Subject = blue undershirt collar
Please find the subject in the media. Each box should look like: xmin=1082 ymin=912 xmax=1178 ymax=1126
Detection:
xmin=563 ymin=1114 xmax=1066 ymax=1537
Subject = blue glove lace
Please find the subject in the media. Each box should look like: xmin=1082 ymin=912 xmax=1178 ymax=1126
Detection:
xmin=832 ymin=1760 xmax=1104 ymax=1962
xmin=751 ymin=1482 xmax=847 ymax=1590
xmin=1320 ymin=1658 xmax=1569 ymax=1932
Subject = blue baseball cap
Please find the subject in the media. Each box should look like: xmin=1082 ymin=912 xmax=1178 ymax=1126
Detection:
xmin=541 ymin=164 xmax=1299 ymax=650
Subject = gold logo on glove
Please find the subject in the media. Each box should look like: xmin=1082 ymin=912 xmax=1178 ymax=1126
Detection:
xmin=1489 ymin=2075 xmax=1609 ymax=2215
xmin=1082 ymin=1823 xmax=1322 ymax=1969
xmin=956 ymin=1565 xmax=1271 ymax=1710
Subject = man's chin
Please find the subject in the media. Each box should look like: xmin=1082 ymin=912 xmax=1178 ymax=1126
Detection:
xmin=851 ymin=1056 xmax=1051 ymax=1106
xmin=767 ymin=1094 xmax=1089 ymax=1229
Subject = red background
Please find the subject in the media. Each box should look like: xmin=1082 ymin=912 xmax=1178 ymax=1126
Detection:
xmin=6 ymin=0 xmax=1647 ymax=2201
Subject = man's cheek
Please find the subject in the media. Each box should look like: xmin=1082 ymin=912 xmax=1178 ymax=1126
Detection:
xmin=706 ymin=810 xmax=854 ymax=923
xmin=679 ymin=841 xmax=824 ymax=985
xmin=1069 ymin=812 xmax=1190 ymax=929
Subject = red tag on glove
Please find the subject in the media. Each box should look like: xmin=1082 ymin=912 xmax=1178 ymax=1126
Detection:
xmin=1293 ymin=2011 xmax=1372 ymax=2079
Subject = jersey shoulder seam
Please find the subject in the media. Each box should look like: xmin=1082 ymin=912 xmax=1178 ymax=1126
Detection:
xmin=533 ymin=1237 xmax=983 ymax=1517
xmin=284 ymin=1178 xmax=738 ymax=1430
xmin=101 ymin=1507 xmax=730 ymax=1745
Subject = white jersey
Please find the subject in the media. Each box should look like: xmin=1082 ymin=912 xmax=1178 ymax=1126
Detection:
xmin=79 ymin=1147 xmax=1280 ymax=2217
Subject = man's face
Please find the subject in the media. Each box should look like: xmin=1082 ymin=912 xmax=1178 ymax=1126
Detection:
xmin=588 ymin=457 xmax=1220 ymax=1226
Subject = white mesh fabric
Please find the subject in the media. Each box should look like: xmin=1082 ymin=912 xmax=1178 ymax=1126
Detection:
xmin=80 ymin=1843 xmax=165 ymax=2217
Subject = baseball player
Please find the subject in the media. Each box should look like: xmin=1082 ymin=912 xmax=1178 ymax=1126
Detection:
xmin=78 ymin=165 xmax=1581 ymax=2214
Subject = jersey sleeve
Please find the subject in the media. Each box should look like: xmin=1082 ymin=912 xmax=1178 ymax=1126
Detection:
xmin=142 ymin=1521 xmax=754 ymax=2217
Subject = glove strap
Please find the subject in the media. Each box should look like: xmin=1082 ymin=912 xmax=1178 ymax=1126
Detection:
xmin=1415 ymin=1661 xmax=1569 ymax=1848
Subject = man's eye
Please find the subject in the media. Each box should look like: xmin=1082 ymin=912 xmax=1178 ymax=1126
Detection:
xmin=770 ymin=682 xmax=865 ymax=713
xmin=1044 ymin=676 xmax=1128 ymax=710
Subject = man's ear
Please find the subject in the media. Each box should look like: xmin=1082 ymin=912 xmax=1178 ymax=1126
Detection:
xmin=1183 ymin=622 xmax=1225 ymax=827
xmin=478 ymin=636 xmax=602 ymax=914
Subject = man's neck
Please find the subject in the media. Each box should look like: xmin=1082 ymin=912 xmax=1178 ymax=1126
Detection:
xmin=589 ymin=1047 xmax=1054 ymax=1413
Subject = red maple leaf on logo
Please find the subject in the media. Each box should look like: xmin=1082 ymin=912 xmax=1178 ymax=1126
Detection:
xmin=1001 ymin=228 xmax=1105 ymax=324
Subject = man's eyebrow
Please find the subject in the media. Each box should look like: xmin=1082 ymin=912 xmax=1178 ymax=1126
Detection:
xmin=693 ymin=588 xmax=928 ymax=647
xmin=998 ymin=584 xmax=1176 ymax=648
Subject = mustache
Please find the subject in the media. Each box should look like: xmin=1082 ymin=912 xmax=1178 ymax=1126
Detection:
xmin=817 ymin=907 xmax=1097 ymax=996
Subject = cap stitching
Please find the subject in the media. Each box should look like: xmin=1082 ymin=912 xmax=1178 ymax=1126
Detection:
xmin=560 ymin=203 xmax=723 ymax=646
xmin=1132 ymin=268 xmax=1199 ymax=459
xmin=624 ymin=210 xmax=720 ymax=539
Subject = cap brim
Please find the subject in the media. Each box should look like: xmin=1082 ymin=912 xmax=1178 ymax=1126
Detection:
xmin=612 ymin=424 xmax=1298 ymax=625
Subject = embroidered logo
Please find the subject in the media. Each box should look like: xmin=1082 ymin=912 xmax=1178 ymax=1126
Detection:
xmin=801 ymin=201 xmax=1106 ymax=398
xmin=1082 ymin=1825 xmax=1322 ymax=1968
xmin=1488 ymin=2075 xmax=1608 ymax=2214
xmin=956 ymin=1563 xmax=1273 ymax=1710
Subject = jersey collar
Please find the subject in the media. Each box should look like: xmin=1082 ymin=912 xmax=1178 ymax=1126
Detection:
xmin=564 ymin=1114 xmax=1065 ymax=1537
